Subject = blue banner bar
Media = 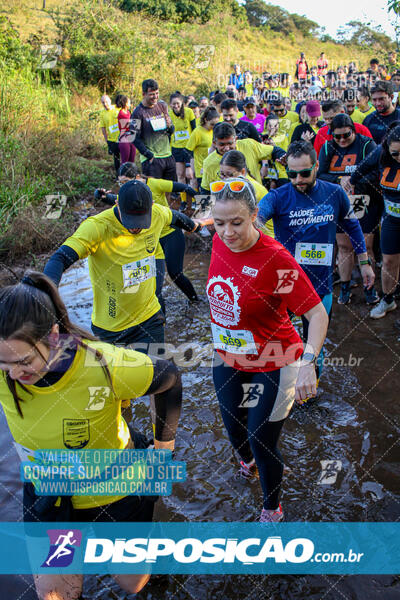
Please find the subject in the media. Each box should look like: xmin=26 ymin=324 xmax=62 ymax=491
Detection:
xmin=0 ymin=522 xmax=398 ymax=574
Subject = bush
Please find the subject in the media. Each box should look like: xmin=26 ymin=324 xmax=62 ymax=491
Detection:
xmin=0 ymin=16 xmax=33 ymax=71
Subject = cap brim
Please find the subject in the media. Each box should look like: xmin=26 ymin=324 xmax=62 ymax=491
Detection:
xmin=120 ymin=211 xmax=152 ymax=230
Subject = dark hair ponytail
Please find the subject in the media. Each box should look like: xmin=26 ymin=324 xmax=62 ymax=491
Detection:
xmin=220 ymin=150 xmax=247 ymax=173
xmin=118 ymin=162 xmax=141 ymax=179
xmin=381 ymin=122 xmax=400 ymax=166
xmin=0 ymin=272 xmax=114 ymax=417
xmin=115 ymin=94 xmax=129 ymax=109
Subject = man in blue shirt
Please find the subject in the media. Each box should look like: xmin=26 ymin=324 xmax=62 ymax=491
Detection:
xmin=363 ymin=81 xmax=400 ymax=144
xmin=258 ymin=141 xmax=375 ymax=378
xmin=228 ymin=64 xmax=244 ymax=90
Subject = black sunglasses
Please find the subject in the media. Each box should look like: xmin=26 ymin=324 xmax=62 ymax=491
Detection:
xmin=333 ymin=131 xmax=353 ymax=140
xmin=390 ymin=151 xmax=400 ymax=157
xmin=274 ymin=108 xmax=286 ymax=114
xmin=286 ymin=162 xmax=316 ymax=179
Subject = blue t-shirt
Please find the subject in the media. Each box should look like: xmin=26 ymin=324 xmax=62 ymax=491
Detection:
xmin=258 ymin=180 xmax=366 ymax=296
xmin=363 ymin=108 xmax=400 ymax=144
xmin=228 ymin=73 xmax=245 ymax=89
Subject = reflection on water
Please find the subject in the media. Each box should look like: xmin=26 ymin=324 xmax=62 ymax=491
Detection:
xmin=1 ymin=255 xmax=399 ymax=598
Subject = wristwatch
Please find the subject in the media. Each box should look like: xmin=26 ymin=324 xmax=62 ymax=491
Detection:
xmin=359 ymin=257 xmax=372 ymax=266
xmin=302 ymin=352 xmax=316 ymax=365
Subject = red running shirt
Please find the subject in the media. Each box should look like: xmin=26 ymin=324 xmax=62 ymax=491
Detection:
xmin=207 ymin=231 xmax=321 ymax=372
xmin=118 ymin=109 xmax=131 ymax=136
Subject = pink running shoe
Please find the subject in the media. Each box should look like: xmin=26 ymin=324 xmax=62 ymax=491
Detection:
xmin=239 ymin=460 xmax=259 ymax=480
xmin=260 ymin=503 xmax=284 ymax=522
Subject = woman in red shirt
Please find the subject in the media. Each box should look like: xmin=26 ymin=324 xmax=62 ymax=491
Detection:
xmin=116 ymin=94 xmax=136 ymax=165
xmin=207 ymin=178 xmax=328 ymax=521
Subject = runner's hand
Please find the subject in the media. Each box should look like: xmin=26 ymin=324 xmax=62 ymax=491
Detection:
xmin=185 ymin=167 xmax=194 ymax=180
xmin=360 ymin=264 xmax=375 ymax=289
xmin=301 ymin=131 xmax=313 ymax=142
xmin=340 ymin=176 xmax=353 ymax=194
xmin=193 ymin=217 xmax=213 ymax=228
xmin=185 ymin=185 xmax=197 ymax=197
xmin=276 ymin=154 xmax=287 ymax=166
xmin=295 ymin=364 xmax=317 ymax=405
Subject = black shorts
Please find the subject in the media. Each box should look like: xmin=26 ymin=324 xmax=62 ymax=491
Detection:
xmin=171 ymin=147 xmax=189 ymax=164
xmin=142 ymin=155 xmax=177 ymax=181
xmin=358 ymin=201 xmax=381 ymax=234
xmin=23 ymin=481 xmax=155 ymax=524
xmin=381 ymin=214 xmax=400 ymax=254
xmin=92 ymin=310 xmax=165 ymax=351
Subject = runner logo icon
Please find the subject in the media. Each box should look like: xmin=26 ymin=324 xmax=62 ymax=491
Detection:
xmin=239 ymin=383 xmax=264 ymax=408
xmin=42 ymin=529 xmax=82 ymax=568
xmin=317 ymin=460 xmax=342 ymax=485
xmin=274 ymin=269 xmax=299 ymax=294
xmin=85 ymin=386 xmax=111 ymax=411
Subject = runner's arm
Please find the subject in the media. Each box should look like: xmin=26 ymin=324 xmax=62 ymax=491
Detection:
xmin=172 ymin=182 xmax=197 ymax=196
xmin=170 ymin=210 xmax=201 ymax=232
xmin=350 ymin=146 xmax=380 ymax=188
xmin=317 ymin=143 xmax=340 ymax=184
xmin=146 ymin=358 xmax=182 ymax=448
xmin=129 ymin=114 xmax=154 ymax=160
xmin=43 ymin=245 xmax=80 ymax=285
xmin=257 ymin=189 xmax=277 ymax=224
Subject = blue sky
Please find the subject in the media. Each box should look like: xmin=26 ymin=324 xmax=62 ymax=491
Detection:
xmin=271 ymin=0 xmax=398 ymax=40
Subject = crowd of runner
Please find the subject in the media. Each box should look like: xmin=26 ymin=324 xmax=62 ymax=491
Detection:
xmin=0 ymin=51 xmax=399 ymax=599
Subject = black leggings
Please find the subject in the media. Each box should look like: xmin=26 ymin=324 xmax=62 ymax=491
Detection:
xmin=160 ymin=229 xmax=198 ymax=302
xmin=213 ymin=357 xmax=299 ymax=510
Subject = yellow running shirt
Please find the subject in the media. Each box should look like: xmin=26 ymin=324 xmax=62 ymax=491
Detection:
xmin=99 ymin=106 xmax=120 ymax=143
xmin=278 ymin=111 xmax=299 ymax=137
xmin=0 ymin=341 xmax=153 ymax=509
xmin=147 ymin=178 xmax=175 ymax=238
xmin=64 ymin=205 xmax=172 ymax=331
xmin=186 ymin=126 xmax=213 ymax=178
xmin=169 ymin=107 xmax=195 ymax=148
xmin=247 ymin=175 xmax=274 ymax=238
xmin=201 ymin=138 xmax=275 ymax=190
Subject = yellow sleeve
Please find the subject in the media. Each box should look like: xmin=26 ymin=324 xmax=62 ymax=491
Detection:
xmin=186 ymin=128 xmax=198 ymax=152
xmin=256 ymin=141 xmax=274 ymax=161
xmin=154 ymin=203 xmax=173 ymax=228
xmin=149 ymin=178 xmax=174 ymax=195
xmin=186 ymin=107 xmax=195 ymax=123
xmin=63 ymin=215 xmax=107 ymax=259
xmin=200 ymin=154 xmax=214 ymax=191
xmin=109 ymin=346 xmax=154 ymax=400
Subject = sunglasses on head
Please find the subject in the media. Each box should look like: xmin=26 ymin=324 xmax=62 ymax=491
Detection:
xmin=286 ymin=162 xmax=316 ymax=179
xmin=332 ymin=131 xmax=353 ymax=140
xmin=211 ymin=180 xmax=250 ymax=193
xmin=210 ymin=179 xmax=257 ymax=204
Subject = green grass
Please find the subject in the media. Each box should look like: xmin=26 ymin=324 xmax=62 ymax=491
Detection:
xmin=0 ymin=0 xmax=385 ymax=263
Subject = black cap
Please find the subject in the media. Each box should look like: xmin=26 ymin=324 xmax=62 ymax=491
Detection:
xmin=118 ymin=180 xmax=152 ymax=229
xmin=244 ymin=96 xmax=257 ymax=107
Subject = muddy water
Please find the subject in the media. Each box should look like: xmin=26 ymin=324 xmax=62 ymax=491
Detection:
xmin=1 ymin=252 xmax=400 ymax=599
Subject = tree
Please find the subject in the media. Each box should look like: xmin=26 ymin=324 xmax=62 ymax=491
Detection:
xmin=290 ymin=13 xmax=319 ymax=38
xmin=244 ymin=1 xmax=293 ymax=32
xmin=343 ymin=20 xmax=395 ymax=51
xmin=119 ymin=0 xmax=246 ymax=23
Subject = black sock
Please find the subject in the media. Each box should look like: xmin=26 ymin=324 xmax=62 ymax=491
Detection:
xmin=384 ymin=293 xmax=394 ymax=304
xmin=341 ymin=280 xmax=351 ymax=292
